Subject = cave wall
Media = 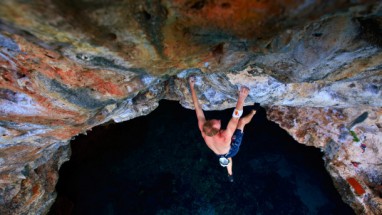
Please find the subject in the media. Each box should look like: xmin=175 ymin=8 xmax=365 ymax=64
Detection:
xmin=267 ymin=106 xmax=382 ymax=214
xmin=0 ymin=0 xmax=381 ymax=214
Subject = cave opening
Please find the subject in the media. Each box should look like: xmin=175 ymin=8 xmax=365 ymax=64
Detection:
xmin=49 ymin=100 xmax=354 ymax=214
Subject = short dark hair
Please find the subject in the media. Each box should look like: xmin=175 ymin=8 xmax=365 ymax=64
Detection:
xmin=203 ymin=120 xmax=219 ymax=137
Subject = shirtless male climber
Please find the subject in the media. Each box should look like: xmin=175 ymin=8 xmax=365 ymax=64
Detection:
xmin=188 ymin=76 xmax=257 ymax=182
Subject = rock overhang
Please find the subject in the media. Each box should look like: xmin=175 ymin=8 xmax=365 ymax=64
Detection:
xmin=0 ymin=0 xmax=381 ymax=214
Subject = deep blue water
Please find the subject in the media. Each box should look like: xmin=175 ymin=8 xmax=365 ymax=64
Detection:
xmin=50 ymin=100 xmax=355 ymax=215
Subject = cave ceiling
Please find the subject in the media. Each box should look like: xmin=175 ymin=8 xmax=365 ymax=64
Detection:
xmin=0 ymin=0 xmax=382 ymax=214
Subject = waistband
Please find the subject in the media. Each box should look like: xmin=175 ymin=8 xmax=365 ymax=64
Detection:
xmin=216 ymin=152 xmax=229 ymax=158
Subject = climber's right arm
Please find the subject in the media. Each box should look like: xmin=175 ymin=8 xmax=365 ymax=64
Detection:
xmin=189 ymin=77 xmax=206 ymax=132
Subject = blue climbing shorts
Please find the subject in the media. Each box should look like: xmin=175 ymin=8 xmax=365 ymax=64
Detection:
xmin=217 ymin=129 xmax=244 ymax=159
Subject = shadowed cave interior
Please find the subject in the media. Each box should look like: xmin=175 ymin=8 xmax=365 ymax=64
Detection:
xmin=49 ymin=100 xmax=355 ymax=214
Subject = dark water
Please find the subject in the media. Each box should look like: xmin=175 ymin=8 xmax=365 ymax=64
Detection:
xmin=50 ymin=100 xmax=354 ymax=215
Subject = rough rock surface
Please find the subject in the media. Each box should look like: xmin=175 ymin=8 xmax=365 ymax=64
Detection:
xmin=268 ymin=107 xmax=382 ymax=214
xmin=0 ymin=0 xmax=381 ymax=214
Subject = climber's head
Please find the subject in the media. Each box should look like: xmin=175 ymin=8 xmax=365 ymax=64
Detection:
xmin=203 ymin=119 xmax=221 ymax=137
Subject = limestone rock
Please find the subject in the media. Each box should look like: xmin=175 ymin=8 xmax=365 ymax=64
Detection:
xmin=268 ymin=106 xmax=382 ymax=213
xmin=0 ymin=0 xmax=381 ymax=214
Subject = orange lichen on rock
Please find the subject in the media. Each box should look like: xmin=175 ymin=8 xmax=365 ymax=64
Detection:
xmin=347 ymin=177 xmax=366 ymax=196
xmin=81 ymin=71 xmax=126 ymax=97
xmin=10 ymin=35 xmax=129 ymax=99
xmin=43 ymin=126 xmax=86 ymax=140
xmin=173 ymin=0 xmax=301 ymax=38
xmin=52 ymin=67 xmax=127 ymax=97
xmin=32 ymin=184 xmax=40 ymax=196
xmin=160 ymin=0 xmax=305 ymax=65
xmin=25 ymin=184 xmax=42 ymax=207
